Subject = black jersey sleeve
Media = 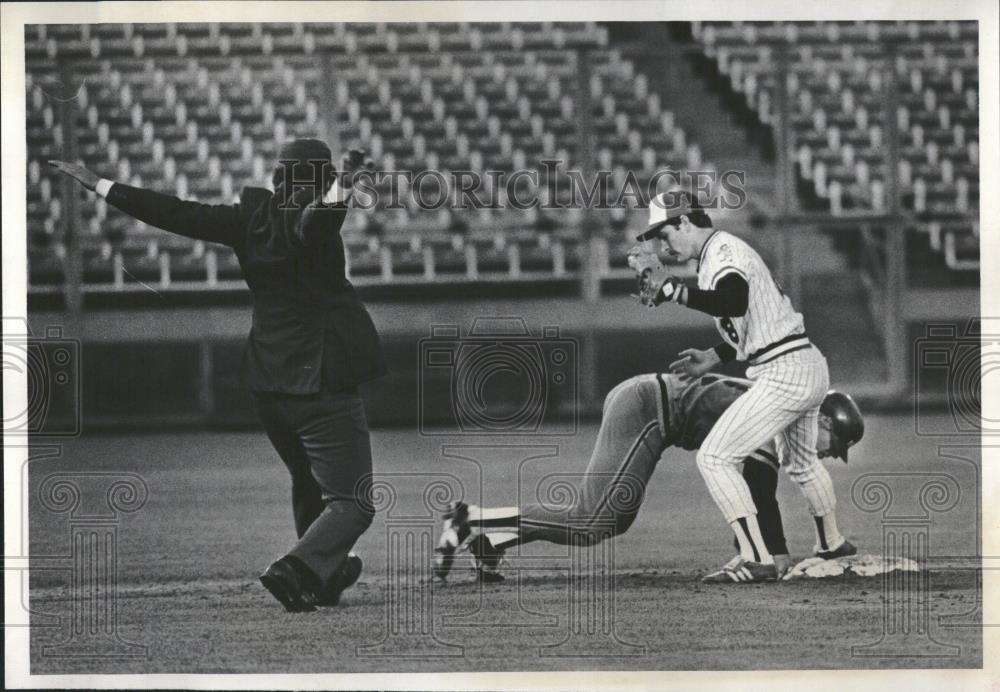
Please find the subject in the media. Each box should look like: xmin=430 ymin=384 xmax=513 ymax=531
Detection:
xmin=683 ymin=272 xmax=749 ymax=317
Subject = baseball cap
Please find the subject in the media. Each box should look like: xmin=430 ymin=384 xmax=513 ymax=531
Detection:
xmin=276 ymin=138 xmax=333 ymax=167
xmin=636 ymin=192 xmax=703 ymax=241
xmin=272 ymin=138 xmax=332 ymax=192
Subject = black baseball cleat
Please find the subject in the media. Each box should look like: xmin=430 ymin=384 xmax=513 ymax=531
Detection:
xmin=816 ymin=539 xmax=858 ymax=561
xmin=434 ymin=501 xmax=471 ymax=581
xmin=259 ymin=556 xmax=321 ymax=612
xmin=469 ymin=534 xmax=505 ymax=583
xmin=317 ymin=553 xmax=363 ymax=607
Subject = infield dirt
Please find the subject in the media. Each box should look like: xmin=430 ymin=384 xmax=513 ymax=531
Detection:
xmin=26 ymin=415 xmax=982 ymax=672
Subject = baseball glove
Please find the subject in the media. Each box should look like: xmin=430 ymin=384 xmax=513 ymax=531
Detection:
xmin=627 ymin=245 xmax=674 ymax=308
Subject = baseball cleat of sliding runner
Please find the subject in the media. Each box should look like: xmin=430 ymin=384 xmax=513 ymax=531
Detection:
xmin=468 ymin=534 xmax=505 ymax=583
xmin=815 ymin=539 xmax=858 ymax=561
xmin=702 ymin=557 xmax=779 ymax=583
xmin=433 ymin=501 xmax=471 ymax=581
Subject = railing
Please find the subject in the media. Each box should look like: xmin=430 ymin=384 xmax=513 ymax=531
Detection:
xmin=28 ymin=235 xmax=698 ymax=295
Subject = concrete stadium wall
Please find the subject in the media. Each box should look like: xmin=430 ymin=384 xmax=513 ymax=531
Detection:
xmin=27 ymin=298 xmax=721 ymax=430
xmin=28 ymin=296 xmax=964 ymax=431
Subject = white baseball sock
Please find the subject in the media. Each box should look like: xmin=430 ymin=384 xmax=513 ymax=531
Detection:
xmin=468 ymin=505 xmax=520 ymax=527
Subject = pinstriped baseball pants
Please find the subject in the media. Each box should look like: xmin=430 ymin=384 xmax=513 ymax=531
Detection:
xmin=696 ymin=347 xmax=834 ymax=524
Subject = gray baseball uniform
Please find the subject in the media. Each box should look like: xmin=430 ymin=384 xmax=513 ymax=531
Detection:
xmin=507 ymin=373 xmax=781 ymax=548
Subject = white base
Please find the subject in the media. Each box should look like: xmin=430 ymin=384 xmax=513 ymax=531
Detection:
xmin=784 ymin=553 xmax=920 ymax=580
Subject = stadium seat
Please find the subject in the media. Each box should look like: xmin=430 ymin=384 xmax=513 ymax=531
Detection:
xmin=29 ymin=21 xmax=704 ymax=291
xmin=691 ymin=20 xmax=978 ymax=271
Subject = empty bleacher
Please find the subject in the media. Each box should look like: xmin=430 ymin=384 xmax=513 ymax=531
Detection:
xmin=689 ymin=20 xmax=980 ymax=275
xmin=26 ymin=22 xmax=711 ymax=297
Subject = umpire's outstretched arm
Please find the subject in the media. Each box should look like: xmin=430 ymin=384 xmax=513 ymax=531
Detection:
xmin=102 ymin=182 xmax=245 ymax=247
xmin=49 ymin=160 xmax=243 ymax=247
xmin=100 ymin=183 xmax=243 ymax=247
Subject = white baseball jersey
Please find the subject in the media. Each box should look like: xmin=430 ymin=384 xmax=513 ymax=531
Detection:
xmin=697 ymin=230 xmax=806 ymax=365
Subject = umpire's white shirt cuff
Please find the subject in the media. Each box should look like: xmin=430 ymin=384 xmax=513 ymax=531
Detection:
xmin=323 ymin=180 xmax=352 ymax=205
xmin=95 ymin=179 xmax=114 ymax=198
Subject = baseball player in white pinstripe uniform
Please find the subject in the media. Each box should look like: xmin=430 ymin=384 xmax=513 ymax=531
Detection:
xmin=631 ymin=192 xmax=856 ymax=583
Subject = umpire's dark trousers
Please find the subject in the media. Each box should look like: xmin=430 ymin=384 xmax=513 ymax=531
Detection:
xmin=253 ymin=390 xmax=374 ymax=584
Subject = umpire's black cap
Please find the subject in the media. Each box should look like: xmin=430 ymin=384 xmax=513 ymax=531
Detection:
xmin=273 ymin=138 xmax=333 ymax=188
xmin=276 ymin=138 xmax=333 ymax=168
xmin=820 ymin=390 xmax=865 ymax=462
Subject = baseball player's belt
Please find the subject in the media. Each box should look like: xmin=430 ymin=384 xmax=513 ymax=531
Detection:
xmin=747 ymin=333 xmax=811 ymax=367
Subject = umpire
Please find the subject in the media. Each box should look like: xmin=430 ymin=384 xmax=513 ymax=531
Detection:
xmin=51 ymin=138 xmax=387 ymax=612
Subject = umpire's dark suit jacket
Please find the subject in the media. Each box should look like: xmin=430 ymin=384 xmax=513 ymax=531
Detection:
xmin=105 ymin=183 xmax=387 ymax=393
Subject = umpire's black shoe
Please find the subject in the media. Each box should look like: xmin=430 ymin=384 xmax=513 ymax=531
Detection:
xmin=317 ymin=553 xmax=363 ymax=607
xmin=259 ymin=556 xmax=321 ymax=612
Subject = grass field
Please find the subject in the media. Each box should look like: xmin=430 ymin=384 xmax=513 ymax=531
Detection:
xmin=26 ymin=413 xmax=982 ymax=672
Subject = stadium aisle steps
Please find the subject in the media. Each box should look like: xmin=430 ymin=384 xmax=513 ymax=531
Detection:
xmin=646 ymin=26 xmax=776 ymax=207
xmin=627 ymin=24 xmax=849 ymax=276
xmin=800 ymin=271 xmax=887 ymax=385
xmin=686 ymin=20 xmax=980 ymax=276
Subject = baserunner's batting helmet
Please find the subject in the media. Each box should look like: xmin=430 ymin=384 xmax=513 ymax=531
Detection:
xmin=820 ymin=391 xmax=865 ymax=462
